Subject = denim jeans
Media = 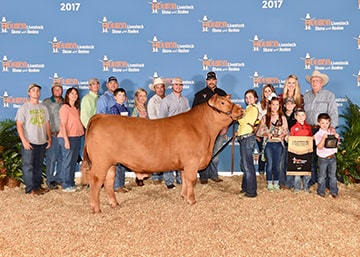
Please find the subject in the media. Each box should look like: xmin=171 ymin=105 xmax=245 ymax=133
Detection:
xmin=279 ymin=144 xmax=288 ymax=187
xmin=294 ymin=175 xmax=311 ymax=191
xmin=22 ymin=143 xmax=47 ymax=193
xmin=114 ymin=164 xmax=126 ymax=190
xmin=238 ymin=135 xmax=257 ymax=196
xmin=164 ymin=171 xmax=181 ymax=186
xmin=256 ymin=137 xmax=266 ymax=174
xmin=58 ymin=136 xmax=81 ymax=189
xmin=199 ymin=135 xmax=225 ymax=181
xmin=45 ymin=134 xmax=62 ymax=185
xmin=317 ymin=156 xmax=338 ymax=196
xmin=265 ymin=142 xmax=283 ymax=183
xmin=152 ymin=172 xmax=163 ymax=181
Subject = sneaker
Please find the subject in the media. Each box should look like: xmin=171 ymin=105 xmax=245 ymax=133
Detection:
xmin=293 ymin=189 xmax=300 ymax=194
xmin=166 ymin=184 xmax=175 ymax=189
xmin=267 ymin=184 xmax=274 ymax=191
xmin=273 ymin=184 xmax=280 ymax=191
xmin=62 ymin=187 xmax=76 ymax=193
xmin=48 ymin=181 xmax=59 ymax=190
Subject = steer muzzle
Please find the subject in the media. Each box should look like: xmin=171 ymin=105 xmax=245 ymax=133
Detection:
xmin=230 ymin=104 xmax=245 ymax=120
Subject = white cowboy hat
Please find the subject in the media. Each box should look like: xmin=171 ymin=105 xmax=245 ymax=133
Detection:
xmin=305 ymin=70 xmax=329 ymax=86
xmin=148 ymin=77 xmax=165 ymax=91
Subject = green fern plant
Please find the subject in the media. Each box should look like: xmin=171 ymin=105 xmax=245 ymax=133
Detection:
xmin=337 ymin=98 xmax=360 ymax=184
xmin=0 ymin=119 xmax=23 ymax=182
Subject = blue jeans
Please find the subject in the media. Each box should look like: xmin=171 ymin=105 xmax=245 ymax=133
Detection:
xmin=58 ymin=136 xmax=81 ymax=189
xmin=199 ymin=135 xmax=225 ymax=181
xmin=279 ymin=144 xmax=287 ymax=186
xmin=238 ymin=135 xmax=257 ymax=196
xmin=22 ymin=143 xmax=47 ymax=193
xmin=164 ymin=171 xmax=181 ymax=186
xmin=256 ymin=137 xmax=266 ymax=174
xmin=45 ymin=134 xmax=62 ymax=185
xmin=294 ymin=176 xmax=311 ymax=191
xmin=317 ymin=156 xmax=338 ymax=196
xmin=265 ymin=142 xmax=283 ymax=183
xmin=114 ymin=164 xmax=126 ymax=190
xmin=152 ymin=172 xmax=163 ymax=181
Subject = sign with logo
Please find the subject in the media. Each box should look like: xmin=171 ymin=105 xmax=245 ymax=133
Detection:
xmin=287 ymin=136 xmax=313 ymax=176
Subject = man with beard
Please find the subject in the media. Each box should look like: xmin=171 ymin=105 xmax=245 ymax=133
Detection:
xmin=192 ymin=71 xmax=227 ymax=184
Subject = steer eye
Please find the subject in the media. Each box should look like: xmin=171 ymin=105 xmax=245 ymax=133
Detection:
xmin=220 ymin=101 xmax=225 ymax=105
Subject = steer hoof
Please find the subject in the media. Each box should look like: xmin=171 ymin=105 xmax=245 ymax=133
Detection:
xmin=110 ymin=201 xmax=119 ymax=209
xmin=186 ymin=199 xmax=197 ymax=205
xmin=91 ymin=207 xmax=102 ymax=214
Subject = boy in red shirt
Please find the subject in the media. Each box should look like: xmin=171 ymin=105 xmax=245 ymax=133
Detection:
xmin=290 ymin=108 xmax=312 ymax=193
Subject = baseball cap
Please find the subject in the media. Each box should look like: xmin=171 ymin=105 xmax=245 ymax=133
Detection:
xmin=107 ymin=76 xmax=118 ymax=83
xmin=206 ymin=71 xmax=217 ymax=80
xmin=283 ymin=97 xmax=295 ymax=104
xmin=28 ymin=83 xmax=42 ymax=91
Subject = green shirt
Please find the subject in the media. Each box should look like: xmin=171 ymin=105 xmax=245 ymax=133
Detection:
xmin=80 ymin=91 xmax=98 ymax=128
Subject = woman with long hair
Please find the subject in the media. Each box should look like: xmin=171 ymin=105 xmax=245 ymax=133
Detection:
xmin=278 ymin=74 xmax=303 ymax=108
xmin=132 ymin=88 xmax=148 ymax=119
xmin=131 ymin=88 xmax=149 ymax=186
xmin=256 ymin=84 xmax=277 ymax=176
xmin=257 ymin=97 xmax=288 ymax=191
xmin=58 ymin=87 xmax=84 ymax=192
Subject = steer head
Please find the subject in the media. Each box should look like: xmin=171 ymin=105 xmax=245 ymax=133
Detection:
xmin=207 ymin=94 xmax=244 ymax=120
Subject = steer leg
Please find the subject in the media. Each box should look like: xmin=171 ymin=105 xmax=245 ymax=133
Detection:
xmin=104 ymin=165 xmax=119 ymax=209
xmin=181 ymin=168 xmax=197 ymax=205
xmin=89 ymin=163 xmax=110 ymax=214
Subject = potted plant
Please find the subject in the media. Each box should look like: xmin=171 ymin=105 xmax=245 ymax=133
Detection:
xmin=0 ymin=155 xmax=6 ymax=190
xmin=0 ymin=119 xmax=23 ymax=187
xmin=336 ymin=98 xmax=360 ymax=184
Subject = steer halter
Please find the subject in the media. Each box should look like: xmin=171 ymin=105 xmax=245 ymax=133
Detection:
xmin=207 ymin=101 xmax=237 ymax=120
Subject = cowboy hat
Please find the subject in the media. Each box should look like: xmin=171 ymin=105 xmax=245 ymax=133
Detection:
xmin=148 ymin=77 xmax=165 ymax=91
xmin=305 ymin=70 xmax=329 ymax=86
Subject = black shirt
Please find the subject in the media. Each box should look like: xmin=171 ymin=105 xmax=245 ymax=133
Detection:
xmin=192 ymin=86 xmax=227 ymax=108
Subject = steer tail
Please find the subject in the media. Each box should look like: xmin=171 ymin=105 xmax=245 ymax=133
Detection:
xmin=80 ymin=114 xmax=101 ymax=185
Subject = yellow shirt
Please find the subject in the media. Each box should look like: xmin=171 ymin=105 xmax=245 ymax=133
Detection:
xmin=237 ymin=104 xmax=258 ymax=136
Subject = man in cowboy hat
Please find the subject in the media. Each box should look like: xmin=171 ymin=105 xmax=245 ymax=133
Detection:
xmin=304 ymin=70 xmax=338 ymax=186
xmin=147 ymin=77 xmax=166 ymax=184
xmin=304 ymin=70 xmax=338 ymax=129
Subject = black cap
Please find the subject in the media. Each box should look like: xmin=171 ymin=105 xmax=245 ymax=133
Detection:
xmin=107 ymin=76 xmax=118 ymax=83
xmin=206 ymin=71 xmax=217 ymax=80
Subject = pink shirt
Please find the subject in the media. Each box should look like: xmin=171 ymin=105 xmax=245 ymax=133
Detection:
xmin=314 ymin=128 xmax=337 ymax=158
xmin=58 ymin=105 xmax=84 ymax=138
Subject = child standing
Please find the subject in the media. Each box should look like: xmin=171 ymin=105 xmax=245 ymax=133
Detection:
xmin=314 ymin=113 xmax=339 ymax=198
xmin=280 ymin=98 xmax=297 ymax=190
xmin=109 ymin=88 xmax=130 ymax=116
xmin=290 ymin=108 xmax=313 ymax=193
xmin=257 ymin=97 xmax=288 ymax=191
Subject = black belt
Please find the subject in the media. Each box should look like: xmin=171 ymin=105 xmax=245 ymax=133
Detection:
xmin=51 ymin=131 xmax=59 ymax=136
xmin=237 ymin=133 xmax=254 ymax=141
